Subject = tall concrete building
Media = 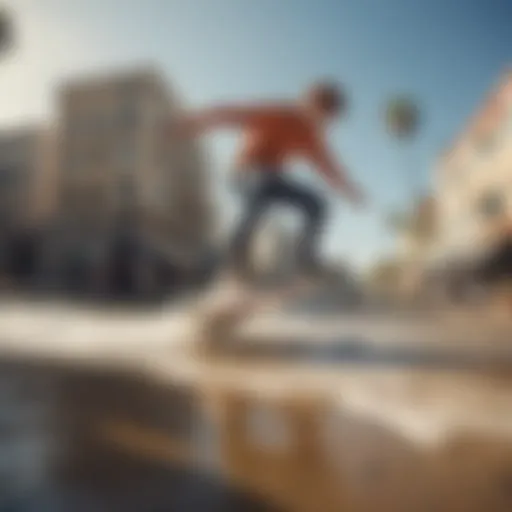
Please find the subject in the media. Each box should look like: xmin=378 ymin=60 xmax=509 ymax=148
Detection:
xmin=0 ymin=126 xmax=54 ymax=228
xmin=44 ymin=67 xmax=215 ymax=296
xmin=0 ymin=127 xmax=56 ymax=278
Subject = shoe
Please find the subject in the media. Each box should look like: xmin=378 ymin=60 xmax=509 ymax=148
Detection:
xmin=299 ymin=260 xmax=326 ymax=282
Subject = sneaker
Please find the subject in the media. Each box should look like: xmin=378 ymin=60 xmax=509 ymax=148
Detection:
xmin=299 ymin=260 xmax=326 ymax=283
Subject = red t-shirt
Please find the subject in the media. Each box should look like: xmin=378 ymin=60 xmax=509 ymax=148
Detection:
xmin=190 ymin=103 xmax=339 ymax=181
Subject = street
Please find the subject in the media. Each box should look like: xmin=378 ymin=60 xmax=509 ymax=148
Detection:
xmin=0 ymin=297 xmax=511 ymax=432
xmin=1 ymin=297 xmax=512 ymax=511
xmin=1 ymin=294 xmax=512 ymax=356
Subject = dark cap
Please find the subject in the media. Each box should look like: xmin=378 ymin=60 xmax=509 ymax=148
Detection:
xmin=306 ymin=81 xmax=347 ymax=115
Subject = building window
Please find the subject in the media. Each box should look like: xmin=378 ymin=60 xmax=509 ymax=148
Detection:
xmin=0 ymin=167 xmax=17 ymax=186
xmin=506 ymin=105 xmax=512 ymax=131
xmin=118 ymin=176 xmax=137 ymax=206
xmin=117 ymin=140 xmax=138 ymax=172
xmin=89 ymin=141 xmax=110 ymax=169
xmin=118 ymin=102 xmax=140 ymax=131
xmin=91 ymin=113 xmax=108 ymax=134
xmin=69 ymin=116 xmax=91 ymax=138
xmin=63 ymin=147 xmax=82 ymax=175
xmin=479 ymin=190 xmax=504 ymax=218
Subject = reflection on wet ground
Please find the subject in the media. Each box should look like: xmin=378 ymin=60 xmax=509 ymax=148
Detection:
xmin=3 ymin=352 xmax=512 ymax=511
xmin=0 ymin=359 xmax=281 ymax=512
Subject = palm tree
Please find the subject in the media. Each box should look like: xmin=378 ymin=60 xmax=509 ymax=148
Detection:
xmin=384 ymin=95 xmax=421 ymax=201
xmin=385 ymin=96 xmax=420 ymax=141
xmin=387 ymin=196 xmax=435 ymax=241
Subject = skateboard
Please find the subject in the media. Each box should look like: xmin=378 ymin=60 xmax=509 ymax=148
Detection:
xmin=191 ymin=276 xmax=314 ymax=349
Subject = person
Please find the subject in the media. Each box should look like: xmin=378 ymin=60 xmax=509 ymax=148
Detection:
xmin=179 ymin=81 xmax=365 ymax=282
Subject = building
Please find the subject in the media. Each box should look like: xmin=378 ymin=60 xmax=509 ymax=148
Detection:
xmin=0 ymin=126 xmax=54 ymax=228
xmin=41 ymin=67 xmax=215 ymax=297
xmin=0 ymin=127 xmax=55 ymax=280
xmin=430 ymin=69 xmax=512 ymax=298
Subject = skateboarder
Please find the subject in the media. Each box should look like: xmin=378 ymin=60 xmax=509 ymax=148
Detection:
xmin=179 ymin=81 xmax=365 ymax=281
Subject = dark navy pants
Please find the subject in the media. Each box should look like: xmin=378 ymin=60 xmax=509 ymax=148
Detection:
xmin=231 ymin=170 xmax=326 ymax=275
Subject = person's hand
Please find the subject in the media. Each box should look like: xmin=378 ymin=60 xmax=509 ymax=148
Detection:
xmin=335 ymin=179 xmax=365 ymax=208
xmin=330 ymin=173 xmax=365 ymax=208
xmin=347 ymin=185 xmax=366 ymax=209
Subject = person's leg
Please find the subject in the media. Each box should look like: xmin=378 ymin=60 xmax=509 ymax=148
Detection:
xmin=270 ymin=177 xmax=327 ymax=276
xmin=229 ymin=174 xmax=274 ymax=278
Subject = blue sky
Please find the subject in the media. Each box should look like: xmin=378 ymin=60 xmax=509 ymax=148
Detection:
xmin=3 ymin=0 xmax=512 ymax=269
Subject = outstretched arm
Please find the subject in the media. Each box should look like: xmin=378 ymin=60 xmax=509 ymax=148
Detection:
xmin=181 ymin=105 xmax=270 ymax=135
xmin=307 ymin=135 xmax=364 ymax=206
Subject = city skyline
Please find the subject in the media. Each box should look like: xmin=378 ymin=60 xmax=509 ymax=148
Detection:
xmin=2 ymin=0 xmax=512 ymax=269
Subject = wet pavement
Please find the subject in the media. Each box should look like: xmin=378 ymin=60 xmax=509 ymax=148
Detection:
xmin=0 ymin=359 xmax=281 ymax=512
xmin=1 ymin=299 xmax=512 ymax=510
